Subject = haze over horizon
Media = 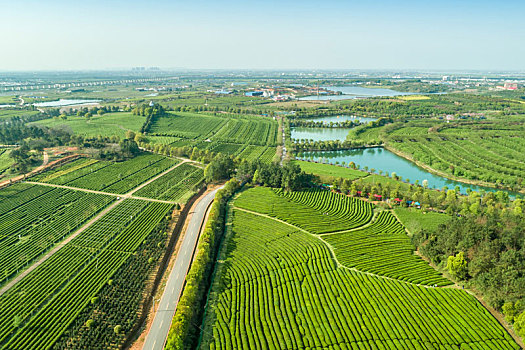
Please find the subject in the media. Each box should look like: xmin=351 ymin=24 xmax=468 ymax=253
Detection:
xmin=1 ymin=0 xmax=524 ymax=71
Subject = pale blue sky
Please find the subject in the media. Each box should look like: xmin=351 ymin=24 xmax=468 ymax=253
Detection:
xmin=0 ymin=0 xmax=523 ymax=71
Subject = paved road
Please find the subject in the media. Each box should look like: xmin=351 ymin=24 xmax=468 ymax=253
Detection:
xmin=143 ymin=187 xmax=221 ymax=350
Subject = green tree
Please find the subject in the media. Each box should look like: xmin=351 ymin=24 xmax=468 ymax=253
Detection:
xmin=515 ymin=311 xmax=525 ymax=339
xmin=446 ymin=252 xmax=468 ymax=280
xmin=125 ymin=130 xmax=136 ymax=140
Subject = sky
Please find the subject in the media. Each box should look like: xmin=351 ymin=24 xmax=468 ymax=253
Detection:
xmin=0 ymin=0 xmax=524 ymax=71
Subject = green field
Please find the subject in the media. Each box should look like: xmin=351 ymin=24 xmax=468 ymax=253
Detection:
xmin=0 ymin=149 xmax=14 ymax=175
xmin=146 ymin=111 xmax=279 ymax=160
xmin=201 ymin=192 xmax=518 ymax=349
xmin=32 ymin=112 xmax=145 ymax=138
xmin=296 ymin=160 xmax=367 ymax=181
xmin=0 ymin=109 xmax=40 ymax=120
xmin=394 ymin=207 xmax=451 ymax=234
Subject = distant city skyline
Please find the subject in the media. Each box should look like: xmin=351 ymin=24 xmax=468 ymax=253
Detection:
xmin=1 ymin=0 xmax=523 ymax=71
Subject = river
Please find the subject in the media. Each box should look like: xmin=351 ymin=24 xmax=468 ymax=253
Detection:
xmin=299 ymin=86 xmax=416 ymax=101
xmin=291 ymin=116 xmax=376 ymax=141
xmin=299 ymin=147 xmax=520 ymax=197
xmin=33 ymin=99 xmax=101 ymax=107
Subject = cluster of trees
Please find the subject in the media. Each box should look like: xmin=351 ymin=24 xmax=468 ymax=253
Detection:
xmin=289 ymin=119 xmax=362 ymax=128
xmin=412 ymin=208 xmax=525 ymax=338
xmin=57 ymin=105 xmax=121 ymax=119
xmin=8 ymin=145 xmax=41 ymax=173
xmin=202 ymin=154 xmax=314 ymax=191
xmin=293 ymin=139 xmax=372 ymax=152
xmin=166 ymin=179 xmax=240 ymax=350
xmin=134 ymin=103 xmax=166 ymax=133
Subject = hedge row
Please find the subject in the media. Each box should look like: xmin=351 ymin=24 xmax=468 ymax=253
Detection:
xmin=165 ymin=179 xmax=240 ymax=350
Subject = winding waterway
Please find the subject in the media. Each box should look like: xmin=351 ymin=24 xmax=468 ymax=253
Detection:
xmin=299 ymin=147 xmax=520 ymax=197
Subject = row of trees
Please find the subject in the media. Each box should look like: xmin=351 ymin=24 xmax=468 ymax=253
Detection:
xmin=289 ymin=119 xmax=362 ymax=128
xmin=133 ymin=103 xmax=167 ymax=133
xmin=166 ymin=179 xmax=240 ymax=350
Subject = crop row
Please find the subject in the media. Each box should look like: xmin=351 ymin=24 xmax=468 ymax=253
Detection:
xmin=0 ymin=187 xmax=114 ymax=286
xmin=201 ymin=208 xmax=519 ymax=349
xmin=32 ymin=158 xmax=99 ymax=184
xmin=210 ymin=143 xmax=245 ymax=156
xmin=322 ymin=211 xmax=451 ymax=286
xmin=149 ymin=112 xmax=227 ymax=139
xmin=134 ymin=162 xmax=204 ymax=202
xmin=234 ymin=187 xmax=373 ymax=234
xmin=33 ymin=158 xmax=110 ymax=185
xmin=63 ymin=154 xmax=177 ymax=193
xmin=0 ymin=183 xmax=53 ymax=216
xmin=213 ymin=118 xmax=278 ymax=146
xmin=237 ymin=145 xmax=267 ymax=162
xmin=0 ymin=199 xmax=172 ymax=349
xmin=0 ymin=199 xmax=148 ymax=346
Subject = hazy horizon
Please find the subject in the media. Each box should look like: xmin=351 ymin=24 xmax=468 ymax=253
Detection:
xmin=1 ymin=0 xmax=524 ymax=71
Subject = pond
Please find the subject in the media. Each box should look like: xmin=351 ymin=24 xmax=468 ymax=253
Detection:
xmin=299 ymin=86 xmax=416 ymax=100
xmin=291 ymin=127 xmax=351 ymax=142
xmin=33 ymin=99 xmax=101 ymax=107
xmin=299 ymin=147 xmax=520 ymax=196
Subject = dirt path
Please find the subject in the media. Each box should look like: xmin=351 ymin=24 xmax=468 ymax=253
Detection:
xmin=0 ymin=198 xmax=122 ymax=296
xmin=0 ymin=151 xmax=56 ymax=189
xmin=24 ymin=181 xmax=177 ymax=204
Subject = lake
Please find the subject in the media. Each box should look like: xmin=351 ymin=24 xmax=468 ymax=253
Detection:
xmin=291 ymin=127 xmax=351 ymax=142
xmin=300 ymin=86 xmax=415 ymax=100
xmin=304 ymin=115 xmax=377 ymax=124
xmin=299 ymin=147 xmax=519 ymax=196
xmin=33 ymin=99 xmax=101 ymax=107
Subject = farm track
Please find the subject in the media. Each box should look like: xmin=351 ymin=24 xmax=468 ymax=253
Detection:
xmin=0 ymin=151 xmax=48 ymax=188
xmin=233 ymin=206 xmax=451 ymax=290
xmin=24 ymin=181 xmax=177 ymax=204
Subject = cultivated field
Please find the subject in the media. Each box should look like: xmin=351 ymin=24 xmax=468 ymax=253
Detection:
xmin=0 ymin=152 xmax=205 ymax=349
xmin=200 ymin=187 xmax=519 ymax=349
xmin=32 ymin=112 xmax=145 ymax=139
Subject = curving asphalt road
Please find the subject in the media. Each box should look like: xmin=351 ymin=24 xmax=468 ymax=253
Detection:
xmin=143 ymin=187 xmax=221 ymax=350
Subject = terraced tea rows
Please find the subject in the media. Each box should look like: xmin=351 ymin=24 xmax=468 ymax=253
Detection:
xmin=235 ymin=187 xmax=373 ymax=234
xmin=134 ymin=162 xmax=204 ymax=201
xmin=322 ymin=211 xmax=451 ymax=286
xmin=201 ymin=209 xmax=518 ymax=349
